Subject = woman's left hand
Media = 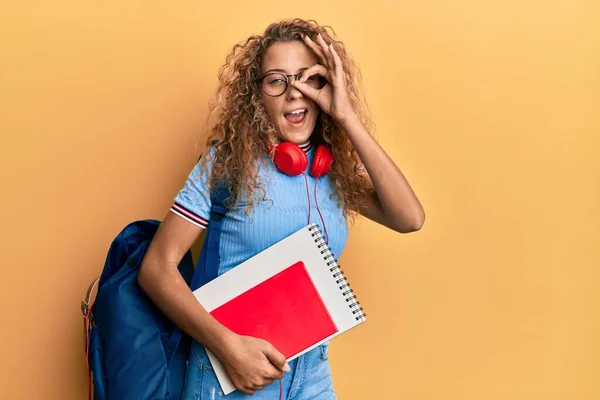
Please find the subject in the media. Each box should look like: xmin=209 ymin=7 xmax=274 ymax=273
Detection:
xmin=292 ymin=33 xmax=357 ymax=124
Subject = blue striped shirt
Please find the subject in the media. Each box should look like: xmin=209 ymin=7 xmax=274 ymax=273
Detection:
xmin=170 ymin=143 xmax=349 ymax=276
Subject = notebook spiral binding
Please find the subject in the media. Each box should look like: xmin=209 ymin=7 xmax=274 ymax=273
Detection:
xmin=308 ymin=224 xmax=366 ymax=322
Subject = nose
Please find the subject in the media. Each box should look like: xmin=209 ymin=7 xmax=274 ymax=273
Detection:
xmin=286 ymin=74 xmax=303 ymax=100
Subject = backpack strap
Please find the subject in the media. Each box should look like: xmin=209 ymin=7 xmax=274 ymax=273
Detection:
xmin=81 ymin=277 xmax=100 ymax=350
xmin=165 ymin=181 xmax=231 ymax=364
xmin=191 ymin=182 xmax=230 ymax=290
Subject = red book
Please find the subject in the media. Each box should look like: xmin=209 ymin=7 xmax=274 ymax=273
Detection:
xmin=210 ymin=261 xmax=338 ymax=358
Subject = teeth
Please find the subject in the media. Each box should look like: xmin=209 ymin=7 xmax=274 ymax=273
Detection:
xmin=289 ymin=109 xmax=306 ymax=115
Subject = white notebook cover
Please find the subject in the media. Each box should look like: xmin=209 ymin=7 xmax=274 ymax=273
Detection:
xmin=192 ymin=224 xmax=366 ymax=395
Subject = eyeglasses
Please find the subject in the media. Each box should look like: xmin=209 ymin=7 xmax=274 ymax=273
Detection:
xmin=256 ymin=72 xmax=327 ymax=97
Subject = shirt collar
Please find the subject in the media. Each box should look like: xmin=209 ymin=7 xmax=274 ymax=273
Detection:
xmin=298 ymin=140 xmax=313 ymax=154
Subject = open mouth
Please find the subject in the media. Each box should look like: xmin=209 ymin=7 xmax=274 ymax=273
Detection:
xmin=284 ymin=109 xmax=308 ymax=125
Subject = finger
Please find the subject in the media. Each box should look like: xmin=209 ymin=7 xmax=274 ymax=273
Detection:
xmin=291 ymin=80 xmax=322 ymax=102
xmin=303 ymin=34 xmax=326 ymax=61
xmin=299 ymin=64 xmax=329 ymax=83
xmin=263 ymin=344 xmax=289 ymax=371
xmin=266 ymin=367 xmax=285 ymax=380
xmin=262 ymin=362 xmax=286 ymax=380
xmin=329 ymin=43 xmax=344 ymax=79
xmin=239 ymin=387 xmax=255 ymax=395
xmin=316 ymin=33 xmax=334 ymax=70
xmin=260 ymin=378 xmax=275 ymax=386
xmin=313 ymin=33 xmax=330 ymax=69
xmin=303 ymin=35 xmax=328 ymax=66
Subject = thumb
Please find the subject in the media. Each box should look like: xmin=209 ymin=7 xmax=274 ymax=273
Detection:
xmin=263 ymin=343 xmax=290 ymax=372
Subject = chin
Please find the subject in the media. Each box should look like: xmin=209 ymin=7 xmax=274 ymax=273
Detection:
xmin=280 ymin=131 xmax=313 ymax=144
xmin=277 ymin=118 xmax=318 ymax=144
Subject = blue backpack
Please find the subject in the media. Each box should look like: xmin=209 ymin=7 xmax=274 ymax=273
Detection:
xmin=82 ymin=184 xmax=230 ymax=400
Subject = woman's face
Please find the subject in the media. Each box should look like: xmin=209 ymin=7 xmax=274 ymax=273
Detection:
xmin=259 ymin=40 xmax=320 ymax=145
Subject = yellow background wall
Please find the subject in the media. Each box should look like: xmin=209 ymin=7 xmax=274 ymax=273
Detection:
xmin=1 ymin=1 xmax=598 ymax=399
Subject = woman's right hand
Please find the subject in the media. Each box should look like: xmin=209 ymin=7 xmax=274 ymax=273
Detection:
xmin=215 ymin=333 xmax=290 ymax=395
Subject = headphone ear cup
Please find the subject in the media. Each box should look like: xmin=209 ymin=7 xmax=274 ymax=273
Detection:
xmin=273 ymin=142 xmax=309 ymax=176
xmin=310 ymin=145 xmax=334 ymax=178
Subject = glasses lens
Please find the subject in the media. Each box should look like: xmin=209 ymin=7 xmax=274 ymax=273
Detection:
xmin=261 ymin=73 xmax=287 ymax=96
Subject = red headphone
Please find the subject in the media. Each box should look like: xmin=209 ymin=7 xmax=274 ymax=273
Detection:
xmin=269 ymin=142 xmax=334 ymax=178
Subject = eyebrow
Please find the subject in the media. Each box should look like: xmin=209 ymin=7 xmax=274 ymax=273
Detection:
xmin=263 ymin=67 xmax=309 ymax=75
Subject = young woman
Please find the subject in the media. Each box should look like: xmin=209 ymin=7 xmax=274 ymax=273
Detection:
xmin=138 ymin=18 xmax=425 ymax=399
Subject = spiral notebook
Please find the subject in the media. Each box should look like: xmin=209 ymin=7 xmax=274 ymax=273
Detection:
xmin=192 ymin=224 xmax=366 ymax=395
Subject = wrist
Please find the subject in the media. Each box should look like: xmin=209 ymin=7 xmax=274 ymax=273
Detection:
xmin=205 ymin=326 xmax=237 ymax=359
xmin=337 ymin=111 xmax=361 ymax=130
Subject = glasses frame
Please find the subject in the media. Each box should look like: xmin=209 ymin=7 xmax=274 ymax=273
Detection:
xmin=256 ymin=70 xmax=327 ymax=97
xmin=256 ymin=72 xmax=305 ymax=97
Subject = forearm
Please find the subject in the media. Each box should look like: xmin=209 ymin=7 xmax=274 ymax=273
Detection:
xmin=340 ymin=114 xmax=425 ymax=229
xmin=137 ymin=257 xmax=234 ymax=358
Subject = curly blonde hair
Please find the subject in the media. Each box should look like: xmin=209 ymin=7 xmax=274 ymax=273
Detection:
xmin=200 ymin=18 xmax=374 ymax=219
